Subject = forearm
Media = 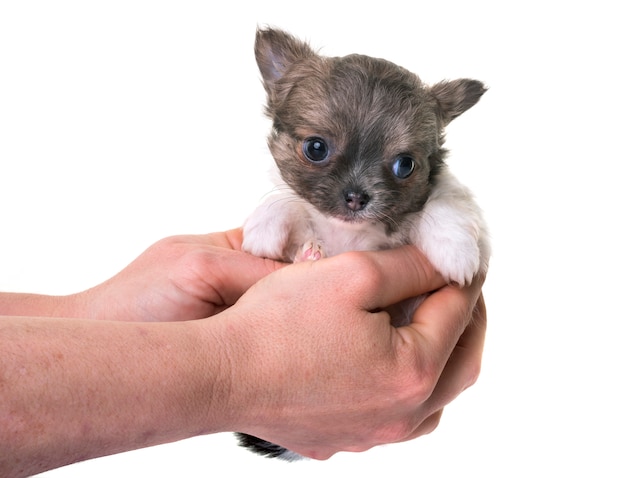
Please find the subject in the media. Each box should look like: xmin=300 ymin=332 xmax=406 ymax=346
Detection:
xmin=0 ymin=292 xmax=82 ymax=318
xmin=0 ymin=315 xmax=234 ymax=478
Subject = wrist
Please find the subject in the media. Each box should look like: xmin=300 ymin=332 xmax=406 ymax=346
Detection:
xmin=191 ymin=309 xmax=271 ymax=436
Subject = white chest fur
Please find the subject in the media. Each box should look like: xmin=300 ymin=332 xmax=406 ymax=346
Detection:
xmin=242 ymin=170 xmax=489 ymax=287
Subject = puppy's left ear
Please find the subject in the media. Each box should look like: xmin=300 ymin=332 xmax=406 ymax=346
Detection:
xmin=431 ymin=79 xmax=486 ymax=125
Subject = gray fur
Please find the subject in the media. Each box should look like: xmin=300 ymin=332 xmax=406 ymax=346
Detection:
xmin=254 ymin=27 xmax=485 ymax=234
xmin=238 ymin=27 xmax=488 ymax=460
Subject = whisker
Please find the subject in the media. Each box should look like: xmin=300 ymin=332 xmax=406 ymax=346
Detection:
xmin=256 ymin=188 xmax=309 ymax=213
xmin=371 ymin=209 xmax=400 ymax=231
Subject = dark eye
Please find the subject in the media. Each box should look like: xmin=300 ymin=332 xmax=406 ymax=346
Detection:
xmin=303 ymin=137 xmax=330 ymax=163
xmin=391 ymin=155 xmax=415 ymax=179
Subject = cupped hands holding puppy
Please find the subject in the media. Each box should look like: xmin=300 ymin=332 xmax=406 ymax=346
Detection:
xmin=0 ymin=229 xmax=486 ymax=477
xmin=221 ymin=242 xmax=486 ymax=459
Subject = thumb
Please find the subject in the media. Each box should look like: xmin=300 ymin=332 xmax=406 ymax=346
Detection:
xmin=188 ymin=229 xmax=286 ymax=307
xmin=332 ymin=246 xmax=447 ymax=311
xmin=368 ymin=246 xmax=446 ymax=308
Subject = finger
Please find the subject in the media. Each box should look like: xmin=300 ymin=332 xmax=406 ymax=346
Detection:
xmin=176 ymin=229 xmax=286 ymax=308
xmin=188 ymin=228 xmax=245 ymax=251
xmin=339 ymin=246 xmax=446 ymax=310
xmin=412 ymin=408 xmax=444 ymax=439
xmin=404 ymin=271 xmax=485 ymax=357
xmin=205 ymin=228 xmax=288 ymax=293
xmin=391 ymin=295 xmax=486 ymax=445
xmin=221 ymin=228 xmax=245 ymax=251
xmin=422 ymin=293 xmax=487 ymax=412
xmin=205 ymin=250 xmax=286 ymax=306
xmin=387 ymin=409 xmax=445 ymax=446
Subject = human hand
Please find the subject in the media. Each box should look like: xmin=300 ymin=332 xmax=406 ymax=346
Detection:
xmin=68 ymin=229 xmax=284 ymax=322
xmin=214 ymin=246 xmax=486 ymax=459
xmin=0 ymin=238 xmax=485 ymax=475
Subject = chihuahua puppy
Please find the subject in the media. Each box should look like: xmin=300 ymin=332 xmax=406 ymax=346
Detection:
xmin=238 ymin=27 xmax=490 ymax=460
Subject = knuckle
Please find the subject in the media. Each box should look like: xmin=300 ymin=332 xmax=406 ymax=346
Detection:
xmin=420 ymin=410 xmax=444 ymax=436
xmin=150 ymin=235 xmax=187 ymax=257
xmin=463 ymin=360 xmax=482 ymax=390
xmin=154 ymin=234 xmax=182 ymax=248
xmin=372 ymin=421 xmax=416 ymax=444
xmin=398 ymin=361 xmax=440 ymax=405
xmin=335 ymin=251 xmax=385 ymax=291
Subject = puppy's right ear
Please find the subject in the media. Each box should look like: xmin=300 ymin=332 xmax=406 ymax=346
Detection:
xmin=254 ymin=27 xmax=316 ymax=95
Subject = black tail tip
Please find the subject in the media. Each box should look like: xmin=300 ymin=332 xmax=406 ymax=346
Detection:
xmin=235 ymin=432 xmax=303 ymax=461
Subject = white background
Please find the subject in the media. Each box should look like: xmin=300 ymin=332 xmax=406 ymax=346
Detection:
xmin=1 ymin=1 xmax=625 ymax=476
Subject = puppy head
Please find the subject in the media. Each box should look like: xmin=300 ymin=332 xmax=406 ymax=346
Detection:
xmin=255 ymin=27 xmax=485 ymax=232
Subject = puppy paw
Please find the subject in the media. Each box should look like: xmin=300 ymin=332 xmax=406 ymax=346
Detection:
xmin=242 ymin=192 xmax=298 ymax=261
xmin=412 ymin=173 xmax=489 ymax=287
xmin=425 ymin=241 xmax=481 ymax=287
xmin=242 ymin=220 xmax=290 ymax=261
xmin=415 ymin=212 xmax=489 ymax=287
xmin=294 ymin=241 xmax=324 ymax=262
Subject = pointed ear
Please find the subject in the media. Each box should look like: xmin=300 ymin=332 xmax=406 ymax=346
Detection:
xmin=430 ymin=79 xmax=486 ymax=125
xmin=254 ymin=27 xmax=316 ymax=95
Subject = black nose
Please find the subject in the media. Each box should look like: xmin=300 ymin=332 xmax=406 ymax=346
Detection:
xmin=344 ymin=190 xmax=370 ymax=211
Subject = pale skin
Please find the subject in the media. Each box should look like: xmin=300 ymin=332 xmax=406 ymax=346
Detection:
xmin=0 ymin=229 xmax=486 ymax=477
